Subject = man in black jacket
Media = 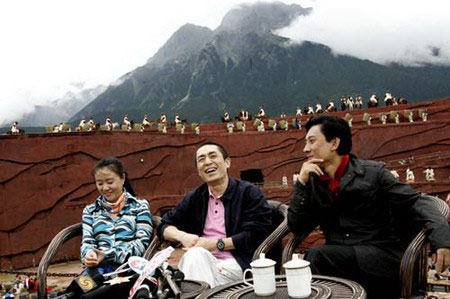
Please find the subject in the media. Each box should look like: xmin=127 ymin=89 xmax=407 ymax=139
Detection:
xmin=288 ymin=115 xmax=450 ymax=298
xmin=157 ymin=143 xmax=272 ymax=287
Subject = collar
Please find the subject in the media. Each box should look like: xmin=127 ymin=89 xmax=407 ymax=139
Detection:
xmin=339 ymin=154 xmax=365 ymax=190
xmin=208 ymin=187 xmax=223 ymax=200
xmin=94 ymin=188 xmax=137 ymax=210
xmin=320 ymin=155 xmax=350 ymax=182
xmin=204 ymin=176 xmax=236 ymax=202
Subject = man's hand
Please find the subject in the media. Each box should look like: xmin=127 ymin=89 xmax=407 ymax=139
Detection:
xmin=298 ymin=158 xmax=324 ymax=185
xmin=179 ymin=232 xmax=199 ymax=249
xmin=432 ymin=248 xmax=450 ymax=273
xmin=193 ymin=237 xmax=216 ymax=251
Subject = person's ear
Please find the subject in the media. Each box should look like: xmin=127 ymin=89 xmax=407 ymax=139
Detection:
xmin=331 ymin=137 xmax=341 ymax=152
xmin=225 ymin=157 xmax=231 ymax=169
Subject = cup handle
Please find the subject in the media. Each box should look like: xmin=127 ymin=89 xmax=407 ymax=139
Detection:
xmin=243 ymin=268 xmax=253 ymax=286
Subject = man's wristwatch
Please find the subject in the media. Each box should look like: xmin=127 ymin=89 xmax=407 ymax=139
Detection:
xmin=216 ymin=238 xmax=225 ymax=251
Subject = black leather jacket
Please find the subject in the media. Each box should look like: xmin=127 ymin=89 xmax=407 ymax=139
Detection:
xmin=288 ymin=155 xmax=450 ymax=277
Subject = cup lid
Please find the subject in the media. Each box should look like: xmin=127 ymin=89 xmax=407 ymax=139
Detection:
xmin=250 ymin=253 xmax=276 ymax=268
xmin=283 ymin=254 xmax=310 ymax=269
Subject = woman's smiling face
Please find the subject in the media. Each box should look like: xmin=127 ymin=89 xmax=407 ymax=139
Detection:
xmin=94 ymin=167 xmax=125 ymax=203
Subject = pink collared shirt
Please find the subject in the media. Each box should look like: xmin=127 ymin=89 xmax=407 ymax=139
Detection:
xmin=202 ymin=188 xmax=234 ymax=260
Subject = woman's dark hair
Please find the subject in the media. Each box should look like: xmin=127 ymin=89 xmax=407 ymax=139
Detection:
xmin=194 ymin=142 xmax=229 ymax=166
xmin=92 ymin=157 xmax=136 ymax=196
xmin=305 ymin=115 xmax=352 ymax=155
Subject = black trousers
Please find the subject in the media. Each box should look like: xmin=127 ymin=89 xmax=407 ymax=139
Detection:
xmin=305 ymin=244 xmax=400 ymax=299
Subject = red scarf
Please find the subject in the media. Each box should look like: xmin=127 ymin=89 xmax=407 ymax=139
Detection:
xmin=319 ymin=155 xmax=349 ymax=196
xmin=100 ymin=192 xmax=126 ymax=214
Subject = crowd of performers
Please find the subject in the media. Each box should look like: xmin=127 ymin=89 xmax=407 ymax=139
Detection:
xmin=224 ymin=91 xmax=407 ymax=123
xmin=6 ymin=91 xmax=408 ymax=135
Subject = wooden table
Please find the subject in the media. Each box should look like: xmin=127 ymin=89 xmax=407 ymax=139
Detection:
xmin=197 ymin=275 xmax=366 ymax=298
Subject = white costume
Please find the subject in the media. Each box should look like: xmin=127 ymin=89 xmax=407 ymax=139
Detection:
xmin=11 ymin=122 xmax=20 ymax=134
xmin=315 ymin=103 xmax=323 ymax=114
xmin=123 ymin=116 xmax=131 ymax=130
xmin=78 ymin=119 xmax=87 ymax=128
xmin=390 ymin=170 xmax=400 ymax=179
xmin=106 ymin=117 xmax=113 ymax=131
xmin=257 ymin=121 xmax=265 ymax=132
xmin=258 ymin=108 xmax=266 ymax=118
xmin=223 ymin=112 xmax=230 ymax=122
xmin=370 ymin=94 xmax=378 ymax=103
xmin=384 ymin=92 xmax=393 ymax=105
xmin=174 ymin=115 xmax=181 ymax=125
xmin=325 ymin=102 xmax=335 ymax=112
xmin=424 ymin=168 xmax=435 ymax=181
xmin=227 ymin=122 xmax=234 ymax=133
xmin=142 ymin=116 xmax=150 ymax=127
xmin=355 ymin=97 xmax=363 ymax=109
xmin=406 ymin=168 xmax=415 ymax=182
xmin=346 ymin=97 xmax=354 ymax=110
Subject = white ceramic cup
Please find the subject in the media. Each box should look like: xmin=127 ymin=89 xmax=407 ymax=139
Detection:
xmin=243 ymin=253 xmax=276 ymax=296
xmin=283 ymin=254 xmax=312 ymax=298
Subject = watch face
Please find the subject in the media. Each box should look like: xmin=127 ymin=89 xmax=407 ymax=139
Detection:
xmin=217 ymin=239 xmax=225 ymax=251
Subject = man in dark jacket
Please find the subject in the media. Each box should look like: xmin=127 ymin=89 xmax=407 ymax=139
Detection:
xmin=288 ymin=115 xmax=450 ymax=298
xmin=157 ymin=143 xmax=272 ymax=287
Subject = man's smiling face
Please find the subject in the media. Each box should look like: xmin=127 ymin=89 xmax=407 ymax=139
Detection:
xmin=195 ymin=144 xmax=230 ymax=185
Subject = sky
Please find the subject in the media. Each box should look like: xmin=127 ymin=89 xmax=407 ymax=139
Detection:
xmin=0 ymin=0 xmax=449 ymax=126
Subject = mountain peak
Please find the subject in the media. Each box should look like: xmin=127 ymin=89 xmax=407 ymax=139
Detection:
xmin=216 ymin=1 xmax=310 ymax=35
xmin=146 ymin=23 xmax=214 ymax=67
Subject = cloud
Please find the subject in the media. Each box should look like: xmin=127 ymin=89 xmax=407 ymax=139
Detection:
xmin=0 ymin=0 xmax=301 ymax=126
xmin=276 ymin=0 xmax=450 ymax=66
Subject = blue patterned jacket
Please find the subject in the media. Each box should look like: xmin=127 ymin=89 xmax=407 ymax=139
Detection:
xmin=81 ymin=191 xmax=153 ymax=266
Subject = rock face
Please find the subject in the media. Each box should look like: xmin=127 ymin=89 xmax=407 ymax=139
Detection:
xmin=1 ymin=99 xmax=450 ymax=269
xmin=69 ymin=1 xmax=450 ymax=126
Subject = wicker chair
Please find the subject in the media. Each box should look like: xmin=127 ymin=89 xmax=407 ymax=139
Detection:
xmin=144 ymin=200 xmax=290 ymax=270
xmin=37 ymin=215 xmax=161 ymax=299
xmin=281 ymin=195 xmax=450 ymax=299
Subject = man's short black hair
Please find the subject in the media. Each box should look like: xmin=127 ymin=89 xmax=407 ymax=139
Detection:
xmin=194 ymin=142 xmax=229 ymax=166
xmin=305 ymin=115 xmax=352 ymax=155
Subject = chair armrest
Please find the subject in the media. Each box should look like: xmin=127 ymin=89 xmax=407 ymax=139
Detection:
xmin=143 ymin=215 xmax=176 ymax=260
xmin=399 ymin=230 xmax=427 ymax=299
xmin=399 ymin=195 xmax=448 ymax=299
xmin=37 ymin=223 xmax=82 ymax=299
xmin=281 ymin=227 xmax=319 ymax=274
xmin=252 ymin=203 xmax=289 ymax=261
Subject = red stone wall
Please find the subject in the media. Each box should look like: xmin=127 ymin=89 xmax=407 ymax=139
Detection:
xmin=1 ymin=99 xmax=449 ymax=269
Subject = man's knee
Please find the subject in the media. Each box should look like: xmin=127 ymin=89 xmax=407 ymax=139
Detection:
xmin=180 ymin=247 xmax=212 ymax=265
xmin=304 ymin=245 xmax=357 ymax=277
xmin=305 ymin=245 xmax=327 ymax=262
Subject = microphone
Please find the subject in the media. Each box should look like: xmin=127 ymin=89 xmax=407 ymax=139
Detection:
xmin=134 ymin=284 xmax=151 ymax=299
xmin=55 ymin=270 xmax=105 ymax=298
xmin=160 ymin=263 xmax=182 ymax=298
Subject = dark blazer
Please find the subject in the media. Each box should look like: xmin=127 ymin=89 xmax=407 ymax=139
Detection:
xmin=157 ymin=177 xmax=272 ymax=270
xmin=288 ymin=154 xmax=450 ymax=278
